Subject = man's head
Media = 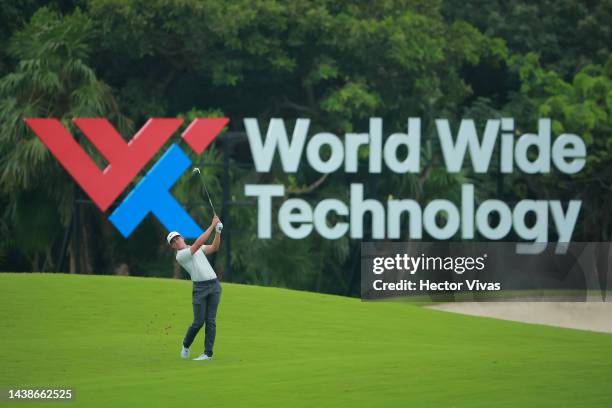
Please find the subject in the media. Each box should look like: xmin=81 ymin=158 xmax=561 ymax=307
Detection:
xmin=166 ymin=231 xmax=187 ymax=250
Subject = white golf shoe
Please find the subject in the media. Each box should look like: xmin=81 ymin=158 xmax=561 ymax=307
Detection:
xmin=193 ymin=353 xmax=213 ymax=361
xmin=180 ymin=346 xmax=190 ymax=359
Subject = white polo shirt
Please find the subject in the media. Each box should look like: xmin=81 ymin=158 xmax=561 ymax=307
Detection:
xmin=176 ymin=246 xmax=217 ymax=282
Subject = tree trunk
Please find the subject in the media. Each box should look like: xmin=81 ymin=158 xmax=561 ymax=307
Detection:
xmin=31 ymin=253 xmax=39 ymax=272
xmin=81 ymin=221 xmax=94 ymax=274
xmin=173 ymin=262 xmax=182 ymax=279
xmin=68 ymin=245 xmax=76 ymax=274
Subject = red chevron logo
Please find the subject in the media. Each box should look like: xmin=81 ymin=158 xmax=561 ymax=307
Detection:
xmin=26 ymin=118 xmax=228 ymax=211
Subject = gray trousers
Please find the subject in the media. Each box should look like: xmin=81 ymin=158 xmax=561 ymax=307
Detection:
xmin=182 ymin=279 xmax=221 ymax=356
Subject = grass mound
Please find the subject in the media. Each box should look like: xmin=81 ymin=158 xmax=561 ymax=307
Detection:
xmin=1 ymin=273 xmax=611 ymax=407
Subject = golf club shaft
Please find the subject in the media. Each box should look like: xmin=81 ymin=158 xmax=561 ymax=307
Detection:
xmin=202 ymin=182 xmax=216 ymax=216
xmin=192 ymin=168 xmax=217 ymax=217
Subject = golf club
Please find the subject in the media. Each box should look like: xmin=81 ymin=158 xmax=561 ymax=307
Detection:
xmin=192 ymin=167 xmax=223 ymax=233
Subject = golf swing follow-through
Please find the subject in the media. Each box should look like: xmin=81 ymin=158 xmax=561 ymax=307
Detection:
xmin=167 ymin=167 xmax=223 ymax=361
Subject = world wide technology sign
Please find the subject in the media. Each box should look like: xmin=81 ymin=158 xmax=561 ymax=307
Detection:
xmin=27 ymin=117 xmax=586 ymax=243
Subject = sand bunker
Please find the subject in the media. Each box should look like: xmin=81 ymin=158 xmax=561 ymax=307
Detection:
xmin=427 ymin=302 xmax=612 ymax=333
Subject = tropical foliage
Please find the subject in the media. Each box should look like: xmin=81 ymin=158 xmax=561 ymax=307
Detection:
xmin=0 ymin=0 xmax=610 ymax=296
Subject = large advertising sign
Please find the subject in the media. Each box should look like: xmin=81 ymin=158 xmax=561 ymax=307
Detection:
xmin=27 ymin=117 xmax=585 ymax=243
xmin=244 ymin=117 xmax=584 ymax=242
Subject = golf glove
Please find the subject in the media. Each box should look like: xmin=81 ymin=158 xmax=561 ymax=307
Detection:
xmin=215 ymin=222 xmax=223 ymax=234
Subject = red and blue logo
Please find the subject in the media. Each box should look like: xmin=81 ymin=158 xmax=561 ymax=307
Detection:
xmin=26 ymin=118 xmax=228 ymax=238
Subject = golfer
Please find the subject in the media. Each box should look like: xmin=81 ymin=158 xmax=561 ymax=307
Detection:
xmin=167 ymin=215 xmax=222 ymax=361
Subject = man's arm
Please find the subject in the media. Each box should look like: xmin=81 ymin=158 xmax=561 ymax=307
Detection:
xmin=204 ymin=230 xmax=221 ymax=255
xmin=190 ymin=216 xmax=220 ymax=255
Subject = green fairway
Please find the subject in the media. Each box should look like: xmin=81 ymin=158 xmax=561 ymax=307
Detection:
xmin=1 ymin=274 xmax=611 ymax=407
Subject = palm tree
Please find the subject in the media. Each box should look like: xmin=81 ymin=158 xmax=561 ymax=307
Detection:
xmin=0 ymin=8 xmax=129 ymax=272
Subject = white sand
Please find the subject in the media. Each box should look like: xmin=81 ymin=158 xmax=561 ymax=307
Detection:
xmin=427 ymin=302 xmax=612 ymax=333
